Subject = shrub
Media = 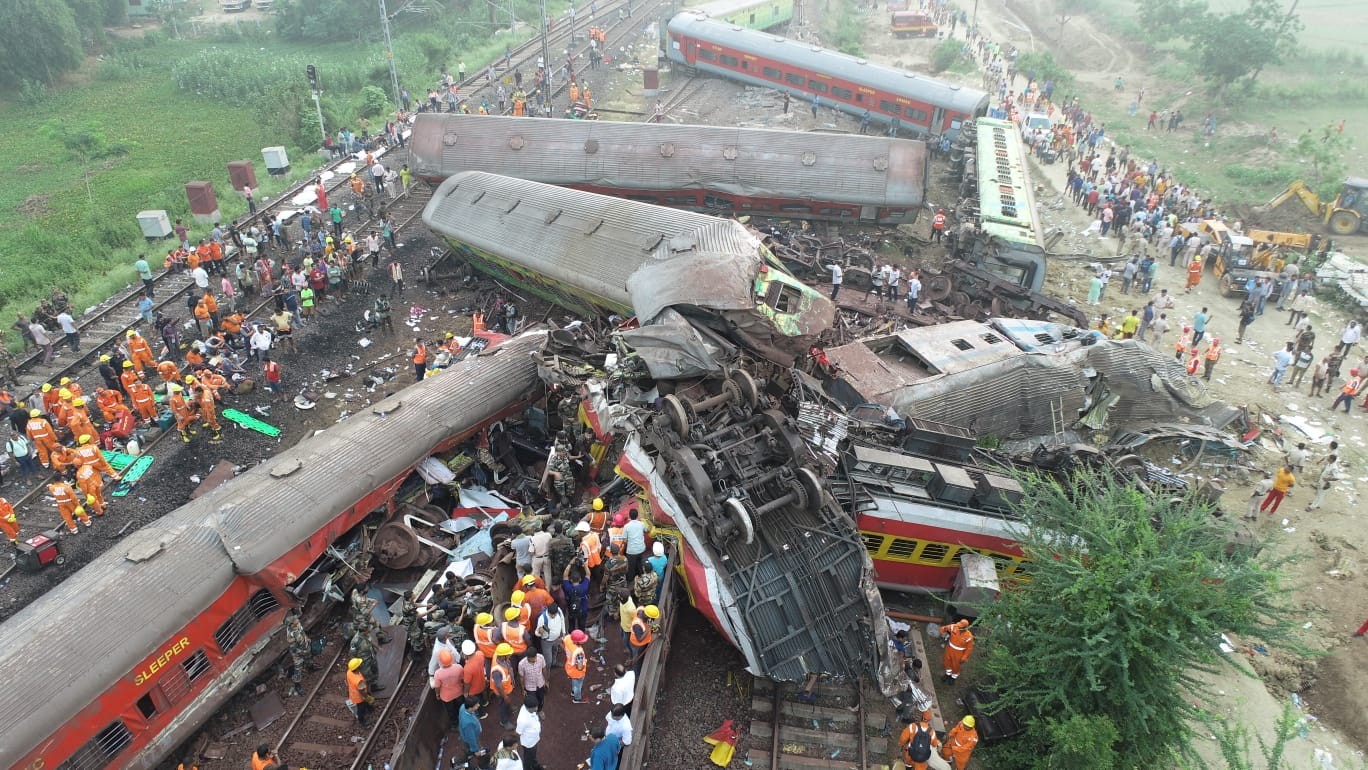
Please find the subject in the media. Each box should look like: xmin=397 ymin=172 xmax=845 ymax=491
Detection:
xmin=360 ymin=85 xmax=389 ymax=117
xmin=930 ymin=39 xmax=961 ymax=72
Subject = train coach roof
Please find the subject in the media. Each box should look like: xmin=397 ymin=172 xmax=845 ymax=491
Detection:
xmin=410 ymin=114 xmax=928 ymax=208
xmin=423 ymin=171 xmax=770 ymax=320
xmin=669 ymin=12 xmax=990 ymax=115
xmin=0 ymin=332 xmax=547 ymax=765
xmin=0 ymin=511 xmax=236 ymax=765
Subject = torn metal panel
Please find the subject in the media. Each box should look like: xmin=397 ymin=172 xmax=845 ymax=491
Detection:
xmin=618 ymin=308 xmax=739 ymax=379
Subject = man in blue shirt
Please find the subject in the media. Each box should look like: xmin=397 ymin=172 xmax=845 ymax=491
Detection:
xmin=458 ymin=696 xmax=485 ymax=763
xmin=1192 ymin=307 xmax=1211 ymax=346
xmin=589 ymin=724 xmax=622 ymax=770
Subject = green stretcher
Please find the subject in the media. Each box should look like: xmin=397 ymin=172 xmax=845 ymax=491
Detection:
xmin=111 ymin=455 xmax=156 ymax=498
xmin=101 ymin=450 xmax=139 ymax=473
xmin=222 ymin=408 xmax=282 ymax=437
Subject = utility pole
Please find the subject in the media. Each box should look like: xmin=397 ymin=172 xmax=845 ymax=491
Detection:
xmin=970 ymin=0 xmax=978 ymax=35
xmin=540 ymin=0 xmax=552 ymax=103
xmin=306 ymin=64 xmax=326 ymax=145
xmin=378 ymin=0 xmax=403 ymax=109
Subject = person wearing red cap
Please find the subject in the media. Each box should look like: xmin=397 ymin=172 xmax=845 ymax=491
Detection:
xmin=431 ymin=647 xmax=465 ymax=724
xmin=1333 ymin=368 xmax=1363 ymax=412
xmin=564 ymin=629 xmax=589 ymax=703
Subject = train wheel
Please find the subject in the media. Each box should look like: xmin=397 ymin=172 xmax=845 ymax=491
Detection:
xmin=723 ymin=497 xmax=756 ymax=545
xmin=796 ymin=467 xmax=823 ymax=513
xmin=730 ymin=370 xmax=760 ymax=410
xmin=662 ymin=394 xmax=692 ymax=438
xmin=374 ymin=522 xmax=424 ymax=569
xmin=926 ymin=275 xmax=953 ymax=301
xmin=1329 ymin=209 xmax=1361 ymax=235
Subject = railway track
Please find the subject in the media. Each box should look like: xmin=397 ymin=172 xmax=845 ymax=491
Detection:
xmin=749 ymin=677 xmax=892 ymax=770
xmin=650 ymin=76 xmax=704 ymax=119
xmin=2 ymin=163 xmax=434 ymax=540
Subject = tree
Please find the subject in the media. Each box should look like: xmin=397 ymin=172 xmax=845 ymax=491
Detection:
xmin=977 ymin=469 xmax=1298 ymax=768
xmin=274 ymin=0 xmax=378 ymax=42
xmin=1291 ymin=126 xmax=1350 ymax=199
xmin=40 ymin=120 xmax=131 ymax=205
xmin=0 ymin=0 xmax=84 ymax=88
xmin=1189 ymin=0 xmax=1301 ymax=92
xmin=1133 ymin=0 xmax=1210 ymax=44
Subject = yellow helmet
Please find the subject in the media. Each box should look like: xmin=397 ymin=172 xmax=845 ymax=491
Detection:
xmin=126 ymin=330 xmax=137 ymax=338
xmin=99 ymin=355 xmax=111 ymax=363
xmin=445 ymin=332 xmax=455 ymax=339
xmin=184 ymin=375 xmax=196 ymax=384
xmin=29 ymin=409 xmax=41 ymax=418
xmin=59 ymin=377 xmax=71 ymax=386
xmin=644 ymin=605 xmax=660 ymax=619
xmin=503 ymin=607 xmax=520 ymax=622
xmin=73 ymin=398 xmax=86 ymax=407
xmin=476 ymin=612 xmax=494 ymax=626
xmin=73 ymin=506 xmax=86 ymax=517
xmin=78 ymin=434 xmax=92 ymax=445
xmin=510 ymin=590 xmax=525 ymax=604
xmin=962 ymin=715 xmax=976 ymax=728
xmin=521 ymin=574 xmax=537 ymax=586
xmin=41 ymin=383 xmax=52 ymax=393
xmin=348 ymin=658 xmax=363 ymax=671
xmin=58 ymin=388 xmax=72 ymax=400
xmin=86 ymin=494 xmax=97 ymax=505
xmin=123 ymin=361 xmax=134 ymax=368
xmin=592 ymin=498 xmax=604 ymax=511
xmin=495 ymin=642 xmax=514 ymax=657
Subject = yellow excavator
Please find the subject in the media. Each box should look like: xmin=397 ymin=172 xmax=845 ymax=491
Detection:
xmin=1179 ymin=220 xmax=1318 ymax=297
xmin=1265 ymin=178 xmax=1368 ymax=235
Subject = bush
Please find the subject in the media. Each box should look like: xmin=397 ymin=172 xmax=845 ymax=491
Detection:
xmin=360 ymin=85 xmax=389 ymax=117
xmin=1014 ymin=50 xmax=1074 ymax=89
xmin=930 ymin=39 xmax=961 ymax=72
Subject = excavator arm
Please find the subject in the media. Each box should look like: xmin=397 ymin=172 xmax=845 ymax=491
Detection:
xmin=1265 ymin=180 xmax=1325 ymax=218
xmin=1244 ymin=229 xmax=1317 ymax=250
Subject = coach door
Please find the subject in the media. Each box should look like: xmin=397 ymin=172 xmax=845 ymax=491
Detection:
xmin=930 ymin=106 xmax=947 ymax=136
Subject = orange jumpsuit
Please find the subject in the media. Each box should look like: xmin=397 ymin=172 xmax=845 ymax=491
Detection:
xmin=202 ymin=292 xmax=219 ymax=317
xmin=41 ymin=388 xmax=60 ymax=414
xmin=120 ymin=368 xmax=143 ymax=395
xmin=76 ymin=464 xmax=107 ymax=516
xmin=72 ymin=443 xmax=116 ymax=477
xmin=96 ymin=389 xmax=124 ymax=422
xmin=169 ymin=390 xmax=196 ymax=436
xmin=899 ymin=721 xmax=941 ymax=770
xmin=1185 ymin=259 xmax=1203 ymax=290
xmin=67 ymin=411 xmax=97 ymax=445
xmin=197 ymin=387 xmax=220 ymax=432
xmin=25 ymin=417 xmax=58 ymax=466
xmin=940 ymin=621 xmax=975 ymax=681
xmin=198 ymin=369 xmax=228 ymax=398
xmin=0 ymin=499 xmax=17 ymax=543
xmin=50 ymin=481 xmax=89 ymax=532
xmin=128 ymin=381 xmax=158 ymax=421
xmin=51 ymin=445 xmax=78 ymax=474
xmin=66 ymin=382 xmax=84 ymax=399
xmin=157 ymin=360 xmax=181 ymax=384
xmin=127 ymin=335 xmax=155 ymax=372
xmin=941 ymin=721 xmax=979 ymax=770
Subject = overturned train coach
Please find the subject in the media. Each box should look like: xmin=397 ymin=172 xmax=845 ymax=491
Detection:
xmin=422 ymin=170 xmax=836 ymax=365
xmin=408 ymin=114 xmax=931 ymax=225
xmin=0 ymin=332 xmax=545 ymax=770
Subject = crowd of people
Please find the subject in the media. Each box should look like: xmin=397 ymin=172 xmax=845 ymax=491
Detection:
xmin=273 ymin=492 xmax=671 ymax=770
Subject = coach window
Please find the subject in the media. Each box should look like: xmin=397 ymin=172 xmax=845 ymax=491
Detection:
xmin=58 ymin=721 xmax=134 ymax=770
xmin=785 ymin=72 xmax=804 ymax=87
xmin=719 ymin=54 xmax=740 ymax=67
xmin=136 ymin=694 xmax=159 ymax=720
xmin=807 ymin=80 xmax=828 ymax=93
xmin=765 ymin=282 xmax=805 ymax=313
xmin=904 ymin=106 xmax=929 ymax=122
xmin=879 ymin=99 xmax=900 ymax=114
xmin=698 ymin=49 xmax=717 ymax=61
xmin=213 ymin=589 xmax=282 ymax=654
xmin=762 ymin=66 xmax=782 ymax=80
xmin=831 ymin=86 xmax=853 ymax=100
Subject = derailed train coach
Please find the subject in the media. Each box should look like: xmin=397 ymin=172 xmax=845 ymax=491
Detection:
xmin=422 ymin=170 xmax=835 ymax=366
xmin=0 ymin=332 xmax=545 ymax=770
xmin=408 ymin=114 xmax=931 ymax=225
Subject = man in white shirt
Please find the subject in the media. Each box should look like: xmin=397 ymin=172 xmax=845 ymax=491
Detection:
xmin=905 ymin=271 xmax=922 ymax=312
xmin=371 ymin=161 xmax=387 ymax=194
xmin=825 ymin=263 xmax=843 ymax=300
xmin=428 ymin=626 xmax=459 ymax=676
xmin=534 ymin=602 xmax=566 ymax=665
xmin=605 ymin=704 xmax=633 ymax=746
xmin=1338 ymin=321 xmax=1361 ymax=357
xmin=55 ymin=311 xmax=79 ymax=352
xmin=515 ymin=695 xmax=542 ymax=769
xmin=191 ymin=265 xmax=210 ymax=291
xmin=609 ymin=664 xmax=636 ymax=716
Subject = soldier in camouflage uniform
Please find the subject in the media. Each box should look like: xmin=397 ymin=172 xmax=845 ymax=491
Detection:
xmin=349 ymin=629 xmax=383 ymax=690
xmin=632 ymin=568 xmax=659 ymax=609
xmin=283 ymin=610 xmax=317 ymax=696
xmin=0 ymin=330 xmax=17 ymax=385
xmin=400 ymin=590 xmax=425 ymax=656
xmin=547 ymin=522 xmax=578 ymax=588
xmin=351 ymin=585 xmax=391 ymax=644
xmin=546 ymin=446 xmax=576 ymax=513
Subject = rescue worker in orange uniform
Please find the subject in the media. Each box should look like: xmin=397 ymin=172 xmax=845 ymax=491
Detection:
xmin=95 ymin=387 xmax=124 ymax=423
xmin=71 ymin=434 xmax=117 ymax=477
xmin=76 ymin=463 xmax=108 ymax=517
xmin=1185 ymin=256 xmax=1203 ymax=292
xmin=500 ymin=606 xmax=528 ymax=662
xmin=346 ymin=657 xmax=375 ymax=726
xmin=931 ymin=208 xmax=947 ymax=243
xmin=473 ymin=612 xmax=501 ymax=660
xmin=563 ymin=628 xmax=589 ymax=703
xmin=412 ymin=338 xmax=428 ymax=381
xmin=193 ymin=299 xmax=213 ymax=338
xmin=40 ymin=383 xmax=59 ymax=414
xmin=126 ymin=330 xmax=155 ymax=372
xmin=587 ymin=497 xmax=609 ymax=532
xmin=99 ymin=404 xmax=136 ymax=450
xmin=196 ymin=367 xmax=229 ymax=400
xmin=221 ymin=312 xmax=245 ymax=344
xmin=168 ymin=383 xmax=197 ymax=443
xmin=0 ymin=498 xmax=18 ymax=545
xmin=940 ymin=619 xmax=975 ymax=684
xmin=192 ymin=379 xmax=222 ymax=442
xmin=156 ymin=359 xmax=181 ymax=385
xmin=128 ymin=379 xmax=158 ymax=423
xmin=59 ymin=376 xmax=83 ymax=400
xmin=629 ymin=604 xmax=659 ymax=674
xmin=250 ymin=744 xmax=279 ymax=770
xmin=899 ymin=718 xmax=941 ymax=770
xmin=66 ymin=398 xmax=97 ymax=443
xmin=489 ymin=642 xmax=517 ymax=729
xmin=50 ymin=443 xmax=78 ymax=475
xmin=119 ymin=360 xmax=142 ymax=395
xmin=25 ymin=410 xmax=58 ymax=467
xmin=50 ymin=479 xmax=91 ymax=533
xmin=52 ymin=388 xmax=75 ymax=429
xmin=941 ymin=715 xmax=979 ymax=770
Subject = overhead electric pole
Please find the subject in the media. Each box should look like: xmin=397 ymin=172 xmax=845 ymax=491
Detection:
xmin=378 ymin=0 xmax=403 ymax=109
